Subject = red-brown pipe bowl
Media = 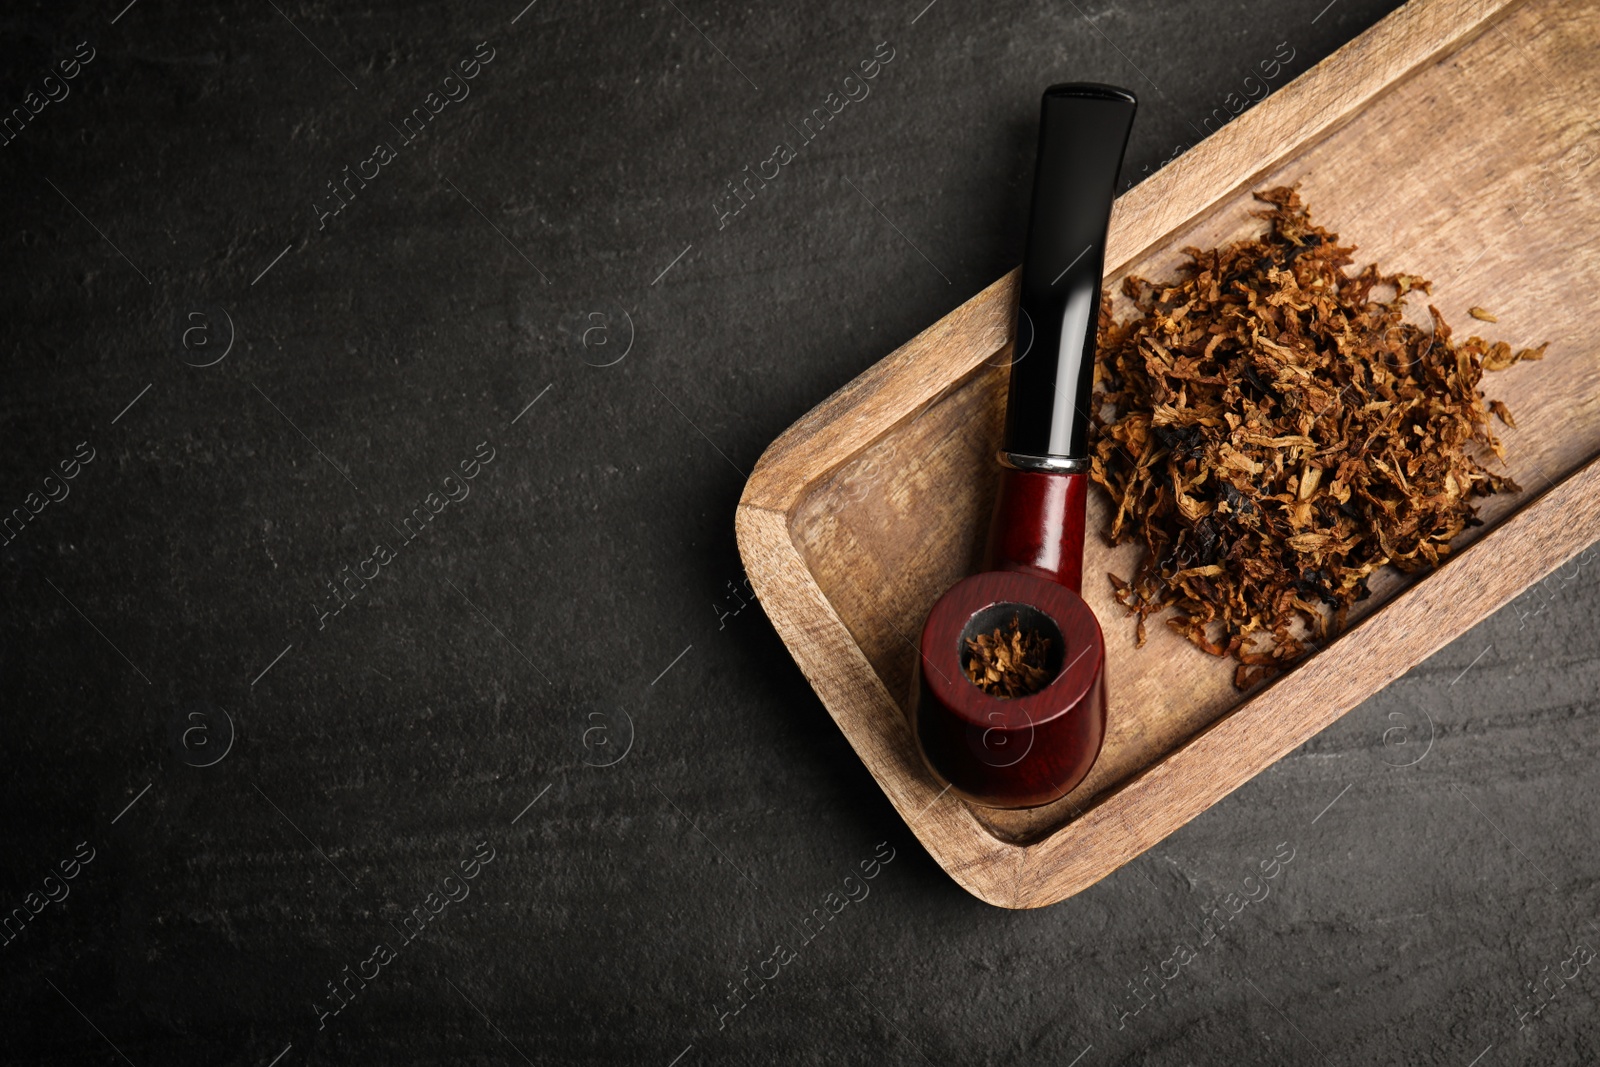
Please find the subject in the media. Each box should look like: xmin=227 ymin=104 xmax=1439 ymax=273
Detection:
xmin=912 ymin=569 xmax=1106 ymax=809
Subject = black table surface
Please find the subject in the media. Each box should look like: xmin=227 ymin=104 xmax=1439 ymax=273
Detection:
xmin=5 ymin=1 xmax=1598 ymax=1064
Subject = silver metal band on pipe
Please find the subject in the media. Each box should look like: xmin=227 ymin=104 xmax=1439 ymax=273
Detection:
xmin=997 ymin=451 xmax=1092 ymax=474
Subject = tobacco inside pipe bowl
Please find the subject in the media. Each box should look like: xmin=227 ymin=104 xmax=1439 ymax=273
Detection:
xmin=910 ymin=83 xmax=1134 ymax=810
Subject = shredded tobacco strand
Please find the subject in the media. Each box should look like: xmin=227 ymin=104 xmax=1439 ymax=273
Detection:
xmin=1090 ymin=186 xmax=1546 ymax=690
xmin=964 ymin=615 xmax=1053 ymax=698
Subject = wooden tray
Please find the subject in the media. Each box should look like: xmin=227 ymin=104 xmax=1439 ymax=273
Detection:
xmin=735 ymin=0 xmax=1600 ymax=908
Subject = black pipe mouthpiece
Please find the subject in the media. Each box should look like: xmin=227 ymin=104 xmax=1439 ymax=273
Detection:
xmin=1002 ymin=83 xmax=1137 ymax=465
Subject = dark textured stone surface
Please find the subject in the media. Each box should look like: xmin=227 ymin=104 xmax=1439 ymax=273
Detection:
xmin=3 ymin=1 xmax=1597 ymax=1064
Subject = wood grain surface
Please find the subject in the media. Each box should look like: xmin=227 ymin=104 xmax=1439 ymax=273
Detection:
xmin=736 ymin=0 xmax=1600 ymax=907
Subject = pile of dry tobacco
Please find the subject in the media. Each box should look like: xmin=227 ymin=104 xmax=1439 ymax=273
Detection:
xmin=964 ymin=615 xmax=1053 ymax=698
xmin=1091 ymin=186 xmax=1545 ymax=689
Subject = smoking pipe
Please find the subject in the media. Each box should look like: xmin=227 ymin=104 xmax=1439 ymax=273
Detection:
xmin=912 ymin=83 xmax=1136 ymax=810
